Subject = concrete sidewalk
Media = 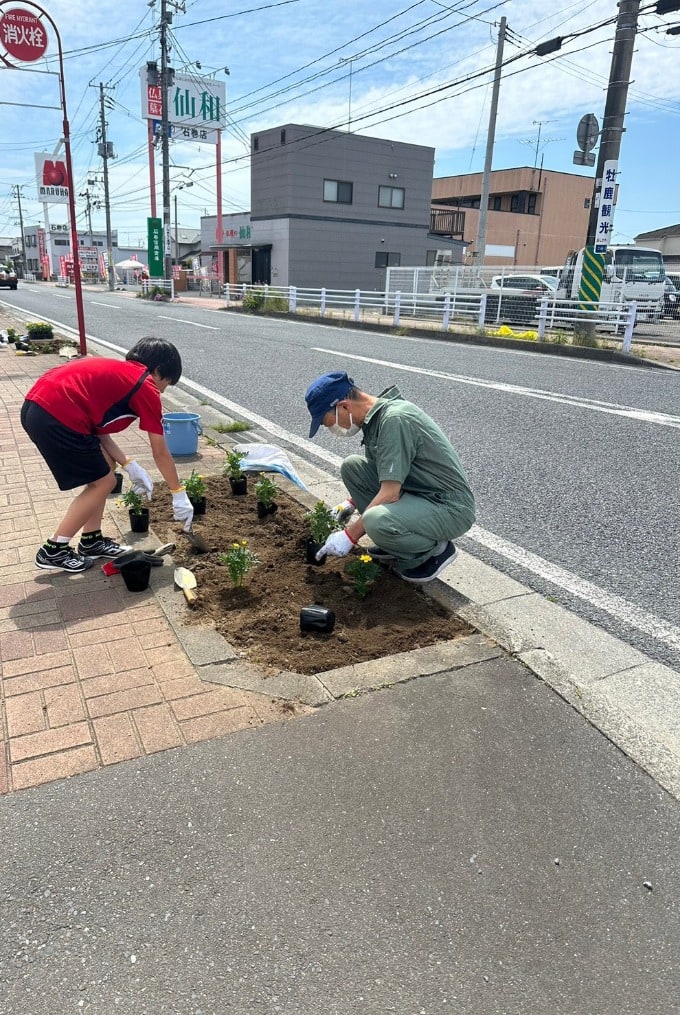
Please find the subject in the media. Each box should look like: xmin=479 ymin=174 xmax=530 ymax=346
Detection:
xmin=1 ymin=324 xmax=679 ymax=804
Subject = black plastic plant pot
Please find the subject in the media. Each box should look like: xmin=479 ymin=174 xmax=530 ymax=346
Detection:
xmin=229 ymin=477 xmax=248 ymax=496
xmin=120 ymin=560 xmax=151 ymax=593
xmin=300 ymin=604 xmax=336 ymax=634
xmin=257 ymin=501 xmax=278 ymax=519
xmin=129 ymin=508 xmax=150 ymax=533
xmin=111 ymin=472 xmax=123 ymax=495
xmin=190 ymin=497 xmax=206 ymax=515
xmin=305 ymin=539 xmax=326 ymax=565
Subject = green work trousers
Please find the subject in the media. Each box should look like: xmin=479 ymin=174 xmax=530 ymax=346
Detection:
xmin=340 ymin=454 xmax=474 ymax=570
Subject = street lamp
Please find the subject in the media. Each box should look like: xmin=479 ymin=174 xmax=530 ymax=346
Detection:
xmin=173 ymin=181 xmax=193 ymax=266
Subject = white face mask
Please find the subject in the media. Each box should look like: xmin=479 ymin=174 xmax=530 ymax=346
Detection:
xmin=328 ymin=405 xmax=360 ymax=438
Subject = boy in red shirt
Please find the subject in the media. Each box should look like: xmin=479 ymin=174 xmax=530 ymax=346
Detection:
xmin=21 ymin=336 xmax=194 ymax=572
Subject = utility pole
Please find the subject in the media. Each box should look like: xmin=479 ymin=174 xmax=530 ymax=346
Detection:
xmin=473 ymin=16 xmax=506 ymax=267
xmin=585 ymin=0 xmax=640 ymax=252
xmin=12 ymin=185 xmax=27 ymax=277
xmin=99 ymin=82 xmax=115 ymax=291
xmin=79 ymin=187 xmax=94 ymax=243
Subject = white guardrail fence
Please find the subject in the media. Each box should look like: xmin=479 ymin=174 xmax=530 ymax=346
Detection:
xmin=223 ymin=283 xmax=645 ymax=352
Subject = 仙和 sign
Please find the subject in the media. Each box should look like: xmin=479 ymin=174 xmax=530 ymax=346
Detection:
xmin=140 ymin=69 xmax=226 ymax=132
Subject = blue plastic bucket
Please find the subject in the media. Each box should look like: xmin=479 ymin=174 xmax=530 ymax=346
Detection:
xmin=162 ymin=412 xmax=203 ymax=456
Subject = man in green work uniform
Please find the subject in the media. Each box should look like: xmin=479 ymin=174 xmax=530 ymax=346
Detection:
xmin=304 ymin=371 xmax=475 ymax=583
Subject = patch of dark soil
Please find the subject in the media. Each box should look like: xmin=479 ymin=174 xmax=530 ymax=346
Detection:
xmin=151 ymin=476 xmax=471 ymax=675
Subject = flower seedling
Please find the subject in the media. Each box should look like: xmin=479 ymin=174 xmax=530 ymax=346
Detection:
xmin=345 ymin=553 xmax=382 ymax=598
xmin=223 ymin=448 xmax=247 ymax=480
xmin=254 ymin=474 xmax=278 ymax=507
xmin=25 ymin=321 xmax=54 ymax=341
xmin=120 ymin=489 xmax=146 ymax=515
xmin=184 ymin=469 xmax=206 ymax=501
xmin=219 ymin=540 xmax=260 ymax=587
xmin=305 ymin=501 xmax=338 ymax=545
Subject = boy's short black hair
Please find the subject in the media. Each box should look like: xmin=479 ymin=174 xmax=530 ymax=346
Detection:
xmin=126 ymin=337 xmax=182 ymax=385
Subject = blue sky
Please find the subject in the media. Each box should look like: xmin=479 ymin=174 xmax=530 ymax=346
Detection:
xmin=1 ymin=0 xmax=679 ymax=251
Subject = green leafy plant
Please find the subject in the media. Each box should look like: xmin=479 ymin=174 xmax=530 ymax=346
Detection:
xmin=254 ymin=473 xmax=278 ymax=507
xmin=223 ymin=448 xmax=247 ymax=479
xmin=242 ymin=288 xmax=289 ymax=314
xmin=306 ymin=501 xmax=338 ymax=544
xmin=214 ymin=420 xmax=251 ymax=433
xmin=6 ymin=327 xmax=19 ymax=343
xmin=184 ymin=469 xmax=206 ymax=501
xmin=219 ymin=539 xmax=259 ymax=587
xmin=345 ymin=553 xmax=382 ymax=599
xmin=120 ymin=489 xmax=146 ymax=515
xmin=25 ymin=321 xmax=54 ymax=340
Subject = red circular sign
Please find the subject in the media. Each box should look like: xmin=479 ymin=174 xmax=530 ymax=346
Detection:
xmin=0 ymin=8 xmax=48 ymax=63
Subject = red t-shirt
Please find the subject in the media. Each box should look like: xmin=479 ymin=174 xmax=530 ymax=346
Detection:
xmin=25 ymin=358 xmax=164 ymax=435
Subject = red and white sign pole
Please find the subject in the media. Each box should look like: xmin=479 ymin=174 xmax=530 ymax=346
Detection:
xmin=0 ymin=3 xmax=87 ymax=355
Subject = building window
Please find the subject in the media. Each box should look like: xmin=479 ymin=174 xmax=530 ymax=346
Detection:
xmin=323 ymin=179 xmax=353 ymax=204
xmin=492 ymin=195 xmax=502 ymax=211
xmin=375 ymin=251 xmax=401 ymax=268
xmin=510 ymin=192 xmax=525 ymax=213
xmin=253 ymin=136 xmax=259 ymax=151
xmin=528 ymin=192 xmax=537 ymax=214
xmin=280 ymin=129 xmax=286 ymax=144
xmin=54 ymin=238 xmax=69 ymax=246
xmin=378 ymin=185 xmax=405 ymax=209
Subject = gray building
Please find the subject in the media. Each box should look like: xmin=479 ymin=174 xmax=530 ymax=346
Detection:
xmin=204 ymin=123 xmax=438 ymax=290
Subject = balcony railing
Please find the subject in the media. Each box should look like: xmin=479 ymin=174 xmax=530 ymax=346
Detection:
xmin=429 ymin=208 xmax=465 ymax=238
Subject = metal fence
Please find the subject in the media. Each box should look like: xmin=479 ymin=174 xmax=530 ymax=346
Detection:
xmin=222 ymin=282 xmax=658 ymax=351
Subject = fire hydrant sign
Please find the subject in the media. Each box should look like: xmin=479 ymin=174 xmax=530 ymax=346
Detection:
xmin=0 ymin=7 xmax=48 ymax=62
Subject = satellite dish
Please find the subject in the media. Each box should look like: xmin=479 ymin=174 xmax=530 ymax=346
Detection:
xmin=576 ymin=114 xmax=599 ymax=153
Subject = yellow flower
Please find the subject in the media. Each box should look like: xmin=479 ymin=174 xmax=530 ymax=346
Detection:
xmin=232 ymin=542 xmax=240 ymax=549
xmin=359 ymin=554 xmax=373 ymax=563
xmin=241 ymin=539 xmax=248 ymax=546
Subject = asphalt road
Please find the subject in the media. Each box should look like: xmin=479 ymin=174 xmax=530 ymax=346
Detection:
xmin=1 ymin=658 xmax=679 ymax=1014
xmin=3 ymin=285 xmax=679 ymax=670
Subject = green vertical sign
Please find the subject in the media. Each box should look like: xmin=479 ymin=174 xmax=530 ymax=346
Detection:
xmin=147 ymin=217 xmax=163 ymax=278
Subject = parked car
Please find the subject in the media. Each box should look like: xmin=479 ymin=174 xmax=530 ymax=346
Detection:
xmin=663 ymin=275 xmax=680 ymax=319
xmin=0 ymin=265 xmax=18 ymax=290
xmin=491 ymin=274 xmax=558 ymax=293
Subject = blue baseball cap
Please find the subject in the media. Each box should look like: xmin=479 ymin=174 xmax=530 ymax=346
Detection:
xmin=305 ymin=371 xmax=355 ymax=437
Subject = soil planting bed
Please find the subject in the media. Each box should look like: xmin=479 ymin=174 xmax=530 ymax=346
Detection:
xmin=150 ymin=475 xmax=471 ymax=675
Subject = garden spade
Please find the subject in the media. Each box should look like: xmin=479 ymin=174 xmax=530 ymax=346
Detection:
xmin=174 ymin=567 xmax=198 ymax=605
xmin=182 ymin=524 xmax=211 ymax=554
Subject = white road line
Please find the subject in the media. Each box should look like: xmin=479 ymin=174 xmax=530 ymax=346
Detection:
xmin=90 ymin=301 xmax=120 ymax=309
xmin=470 ymin=525 xmax=680 ymax=651
xmin=313 ymin=348 xmax=680 ymax=429
xmin=157 ymin=315 xmax=218 ymax=330
xmin=54 ymin=294 xmax=72 ymax=300
xmin=179 ymin=376 xmax=679 ymax=653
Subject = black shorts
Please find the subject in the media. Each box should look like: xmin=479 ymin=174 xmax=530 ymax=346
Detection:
xmin=20 ymin=400 xmax=111 ymax=491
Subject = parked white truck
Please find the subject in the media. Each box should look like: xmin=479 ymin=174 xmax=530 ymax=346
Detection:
xmin=556 ymin=245 xmax=665 ymax=322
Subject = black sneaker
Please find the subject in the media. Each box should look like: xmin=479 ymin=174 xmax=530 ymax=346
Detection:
xmin=397 ymin=542 xmax=458 ymax=584
xmin=77 ymin=536 xmax=132 ymax=559
xmin=36 ymin=545 xmax=94 ymax=572
xmin=364 ymin=544 xmax=396 ymax=561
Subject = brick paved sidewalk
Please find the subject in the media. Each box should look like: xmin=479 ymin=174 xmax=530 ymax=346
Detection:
xmin=0 ymin=344 xmax=302 ymax=795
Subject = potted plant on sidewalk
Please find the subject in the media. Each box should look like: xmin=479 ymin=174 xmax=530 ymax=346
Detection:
xmin=184 ymin=469 xmax=207 ymax=515
xmin=304 ymin=500 xmax=338 ymax=565
xmin=254 ymin=473 xmax=278 ymax=518
xmin=121 ymin=489 xmax=149 ymax=532
xmin=223 ymin=448 xmax=248 ymax=495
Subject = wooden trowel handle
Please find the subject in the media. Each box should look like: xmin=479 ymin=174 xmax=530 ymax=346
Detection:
xmin=183 ymin=587 xmax=198 ymax=605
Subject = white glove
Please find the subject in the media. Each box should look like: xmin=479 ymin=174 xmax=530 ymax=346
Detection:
xmin=330 ymin=498 xmax=356 ymax=524
xmin=172 ymin=490 xmax=194 ymax=532
xmin=124 ymin=460 xmax=154 ymax=500
xmin=315 ymin=529 xmax=355 ymax=561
